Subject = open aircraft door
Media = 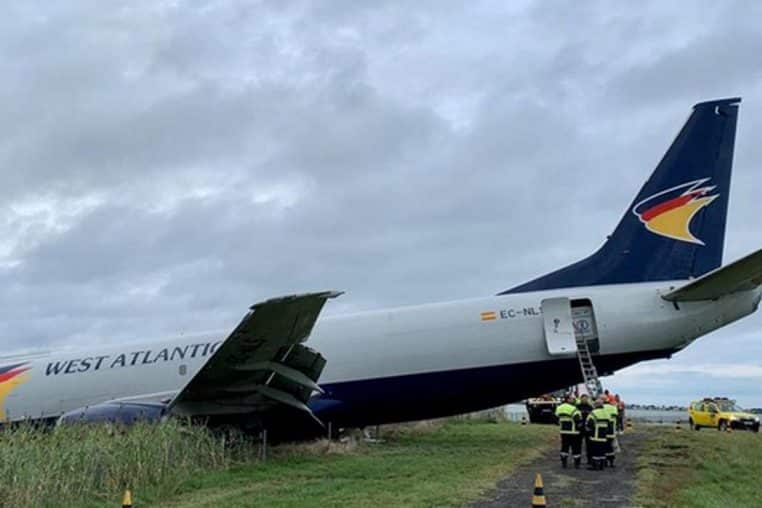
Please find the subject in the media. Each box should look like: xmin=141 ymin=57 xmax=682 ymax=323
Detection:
xmin=541 ymin=297 xmax=577 ymax=356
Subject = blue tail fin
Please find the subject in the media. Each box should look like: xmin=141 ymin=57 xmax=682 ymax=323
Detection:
xmin=502 ymin=97 xmax=741 ymax=294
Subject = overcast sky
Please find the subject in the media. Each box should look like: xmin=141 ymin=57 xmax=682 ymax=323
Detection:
xmin=1 ymin=1 xmax=761 ymax=406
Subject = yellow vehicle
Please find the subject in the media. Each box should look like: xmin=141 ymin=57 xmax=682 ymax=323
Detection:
xmin=688 ymin=398 xmax=760 ymax=432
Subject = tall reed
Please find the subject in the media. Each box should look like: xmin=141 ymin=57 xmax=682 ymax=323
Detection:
xmin=0 ymin=420 xmax=253 ymax=507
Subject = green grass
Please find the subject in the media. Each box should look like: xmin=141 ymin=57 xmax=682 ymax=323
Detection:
xmin=161 ymin=420 xmax=554 ymax=508
xmin=0 ymin=418 xmax=554 ymax=507
xmin=635 ymin=426 xmax=762 ymax=507
xmin=7 ymin=417 xmax=762 ymax=507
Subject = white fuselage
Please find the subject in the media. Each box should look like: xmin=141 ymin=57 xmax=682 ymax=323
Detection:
xmin=2 ymin=281 xmax=760 ymax=423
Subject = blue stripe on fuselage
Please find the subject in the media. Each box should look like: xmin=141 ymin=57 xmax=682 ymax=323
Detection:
xmin=309 ymin=348 xmax=673 ymax=427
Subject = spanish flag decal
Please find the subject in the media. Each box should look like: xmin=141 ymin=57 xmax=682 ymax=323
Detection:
xmin=480 ymin=311 xmax=497 ymax=321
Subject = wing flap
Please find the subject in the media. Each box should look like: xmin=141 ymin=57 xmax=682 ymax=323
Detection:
xmin=253 ymin=385 xmax=313 ymax=413
xmin=662 ymin=249 xmax=762 ymax=301
xmin=234 ymin=360 xmax=324 ymax=394
xmin=168 ymin=291 xmax=339 ymax=421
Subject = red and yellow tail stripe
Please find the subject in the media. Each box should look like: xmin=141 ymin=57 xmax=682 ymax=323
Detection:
xmin=0 ymin=363 xmax=31 ymax=420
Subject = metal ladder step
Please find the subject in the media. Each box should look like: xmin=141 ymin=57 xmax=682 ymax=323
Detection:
xmin=575 ymin=334 xmax=602 ymax=399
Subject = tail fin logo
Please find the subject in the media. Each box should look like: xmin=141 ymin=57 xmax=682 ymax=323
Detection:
xmin=0 ymin=362 xmax=30 ymax=421
xmin=632 ymin=178 xmax=719 ymax=245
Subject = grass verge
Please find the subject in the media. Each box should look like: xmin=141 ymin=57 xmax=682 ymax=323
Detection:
xmin=0 ymin=418 xmax=553 ymax=507
xmin=160 ymin=419 xmax=554 ymax=508
xmin=635 ymin=425 xmax=762 ymax=507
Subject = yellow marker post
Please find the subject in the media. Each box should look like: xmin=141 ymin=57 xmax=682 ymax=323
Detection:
xmin=122 ymin=489 xmax=132 ymax=508
xmin=531 ymin=473 xmax=546 ymax=507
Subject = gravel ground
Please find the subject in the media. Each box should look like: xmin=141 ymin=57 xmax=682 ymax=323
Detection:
xmin=470 ymin=430 xmax=647 ymax=507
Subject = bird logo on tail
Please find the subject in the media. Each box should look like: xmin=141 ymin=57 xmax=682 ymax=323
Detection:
xmin=632 ymin=178 xmax=719 ymax=245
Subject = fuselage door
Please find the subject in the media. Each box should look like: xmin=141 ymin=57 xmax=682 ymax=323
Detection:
xmin=571 ymin=299 xmax=599 ymax=354
xmin=541 ymin=297 xmax=577 ymax=356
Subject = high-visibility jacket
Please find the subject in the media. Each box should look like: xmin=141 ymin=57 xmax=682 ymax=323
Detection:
xmin=555 ymin=402 xmax=582 ymax=434
xmin=604 ymin=403 xmax=619 ymax=438
xmin=585 ymin=408 xmax=610 ymax=442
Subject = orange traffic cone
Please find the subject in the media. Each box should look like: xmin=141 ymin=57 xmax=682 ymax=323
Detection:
xmin=531 ymin=473 xmax=546 ymax=507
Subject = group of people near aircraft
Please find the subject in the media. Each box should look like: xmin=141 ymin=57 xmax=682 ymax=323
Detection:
xmin=554 ymin=390 xmax=625 ymax=470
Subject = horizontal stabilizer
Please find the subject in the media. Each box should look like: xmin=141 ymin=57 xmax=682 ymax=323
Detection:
xmin=663 ymin=248 xmax=762 ymax=301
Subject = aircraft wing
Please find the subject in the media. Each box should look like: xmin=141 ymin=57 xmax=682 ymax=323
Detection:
xmin=166 ymin=290 xmax=341 ymax=423
xmin=662 ymin=249 xmax=762 ymax=301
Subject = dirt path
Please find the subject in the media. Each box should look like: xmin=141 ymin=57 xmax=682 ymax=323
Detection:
xmin=470 ymin=430 xmax=648 ymax=507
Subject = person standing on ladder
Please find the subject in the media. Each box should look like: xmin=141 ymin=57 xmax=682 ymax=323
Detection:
xmin=555 ymin=393 xmax=583 ymax=468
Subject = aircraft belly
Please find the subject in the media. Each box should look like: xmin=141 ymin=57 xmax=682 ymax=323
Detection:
xmin=312 ymin=348 xmax=674 ymax=427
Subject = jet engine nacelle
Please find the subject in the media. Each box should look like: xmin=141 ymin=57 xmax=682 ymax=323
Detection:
xmin=57 ymin=401 xmax=167 ymax=426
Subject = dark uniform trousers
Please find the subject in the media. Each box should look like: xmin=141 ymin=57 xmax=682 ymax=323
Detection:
xmin=589 ymin=437 xmax=607 ymax=468
xmin=584 ymin=430 xmax=592 ymax=463
xmin=560 ymin=433 xmax=582 ymax=462
xmin=605 ymin=418 xmax=616 ymax=465
xmin=606 ymin=406 xmax=618 ymax=467
xmin=576 ymin=404 xmax=593 ymax=463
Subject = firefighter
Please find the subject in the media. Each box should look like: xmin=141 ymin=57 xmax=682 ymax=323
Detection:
xmin=585 ymin=398 xmax=610 ymax=470
xmin=575 ymin=393 xmax=594 ymax=464
xmin=555 ymin=394 xmax=583 ymax=468
xmin=603 ymin=398 xmax=619 ymax=467
xmin=576 ymin=393 xmax=594 ymax=420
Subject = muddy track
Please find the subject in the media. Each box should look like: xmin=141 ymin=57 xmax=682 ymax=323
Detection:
xmin=470 ymin=430 xmax=648 ymax=507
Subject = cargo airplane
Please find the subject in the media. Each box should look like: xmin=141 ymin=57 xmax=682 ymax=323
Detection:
xmin=1 ymin=97 xmax=760 ymax=437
